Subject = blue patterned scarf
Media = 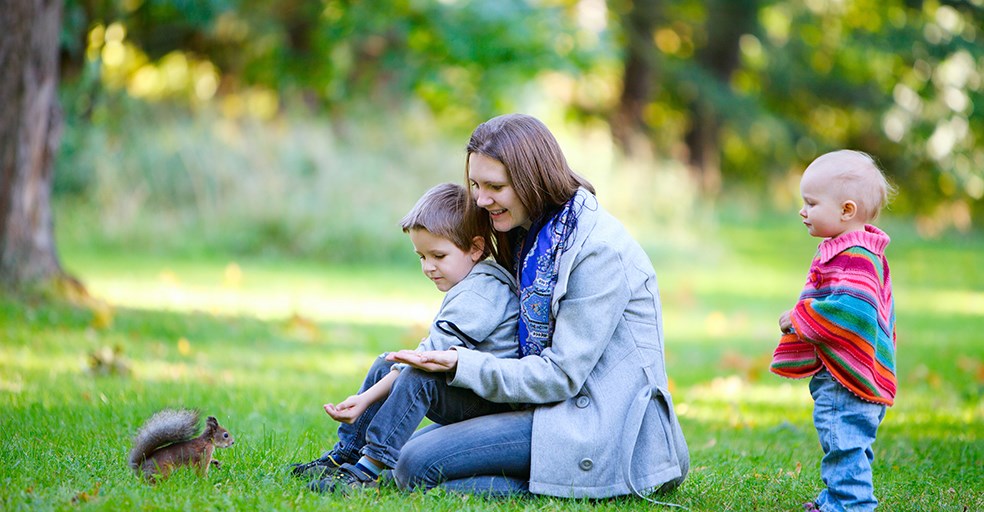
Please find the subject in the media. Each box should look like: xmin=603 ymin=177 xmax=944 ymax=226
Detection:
xmin=515 ymin=192 xmax=583 ymax=357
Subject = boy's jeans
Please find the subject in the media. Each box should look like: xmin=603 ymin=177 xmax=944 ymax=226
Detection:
xmin=810 ymin=369 xmax=887 ymax=512
xmin=331 ymin=355 xmax=513 ymax=469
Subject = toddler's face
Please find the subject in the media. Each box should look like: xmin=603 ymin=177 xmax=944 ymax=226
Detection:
xmin=408 ymin=229 xmax=482 ymax=292
xmin=799 ymin=168 xmax=848 ymax=239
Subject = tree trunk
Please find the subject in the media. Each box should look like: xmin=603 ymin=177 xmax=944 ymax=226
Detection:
xmin=684 ymin=97 xmax=721 ymax=193
xmin=0 ymin=0 xmax=77 ymax=294
xmin=611 ymin=0 xmax=661 ymax=157
xmin=684 ymin=0 xmax=758 ymax=195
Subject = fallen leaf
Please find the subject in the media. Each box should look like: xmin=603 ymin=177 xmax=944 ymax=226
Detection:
xmin=177 ymin=337 xmax=192 ymax=356
xmin=70 ymin=481 xmax=100 ymax=504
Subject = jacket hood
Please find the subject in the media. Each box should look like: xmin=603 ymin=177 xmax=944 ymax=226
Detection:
xmin=471 ymin=259 xmax=518 ymax=293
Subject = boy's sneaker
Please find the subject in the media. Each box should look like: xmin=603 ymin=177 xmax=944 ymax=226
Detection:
xmin=289 ymin=452 xmax=350 ymax=480
xmin=308 ymin=463 xmax=380 ymax=494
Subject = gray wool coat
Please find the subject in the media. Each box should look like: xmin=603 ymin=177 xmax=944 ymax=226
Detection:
xmin=450 ymin=189 xmax=690 ymax=498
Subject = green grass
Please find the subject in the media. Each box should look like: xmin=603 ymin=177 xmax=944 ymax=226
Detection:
xmin=2 ymin=209 xmax=982 ymax=511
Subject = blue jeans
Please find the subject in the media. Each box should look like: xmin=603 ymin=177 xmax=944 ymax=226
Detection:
xmin=810 ymin=369 xmax=886 ymax=512
xmin=394 ymin=409 xmax=533 ymax=497
xmin=331 ymin=355 xmax=514 ymax=469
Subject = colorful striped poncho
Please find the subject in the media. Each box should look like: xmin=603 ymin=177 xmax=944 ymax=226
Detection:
xmin=770 ymin=225 xmax=897 ymax=406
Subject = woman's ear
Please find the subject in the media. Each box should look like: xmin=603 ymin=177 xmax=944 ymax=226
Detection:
xmin=841 ymin=200 xmax=857 ymax=221
xmin=470 ymin=236 xmax=486 ymax=262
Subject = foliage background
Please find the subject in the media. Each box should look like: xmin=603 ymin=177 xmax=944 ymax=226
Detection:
xmin=56 ymin=0 xmax=984 ymax=262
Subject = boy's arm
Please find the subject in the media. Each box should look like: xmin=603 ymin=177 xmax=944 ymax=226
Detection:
xmin=324 ymin=368 xmax=400 ymax=423
xmin=361 ymin=367 xmax=399 ymax=402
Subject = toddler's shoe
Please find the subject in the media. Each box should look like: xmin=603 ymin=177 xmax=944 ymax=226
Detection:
xmin=308 ymin=462 xmax=379 ymax=494
xmin=289 ymin=451 xmax=350 ymax=480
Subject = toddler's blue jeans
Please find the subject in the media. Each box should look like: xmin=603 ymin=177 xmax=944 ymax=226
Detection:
xmin=810 ymin=369 xmax=886 ymax=512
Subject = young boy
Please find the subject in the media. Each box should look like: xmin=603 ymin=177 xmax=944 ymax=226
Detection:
xmin=291 ymin=183 xmax=519 ymax=493
xmin=770 ymin=150 xmax=897 ymax=511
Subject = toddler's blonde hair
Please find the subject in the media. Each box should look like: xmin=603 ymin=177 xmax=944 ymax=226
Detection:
xmin=806 ymin=150 xmax=896 ymax=222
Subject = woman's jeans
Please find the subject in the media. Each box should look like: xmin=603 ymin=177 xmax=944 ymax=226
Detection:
xmin=810 ymin=369 xmax=886 ymax=512
xmin=394 ymin=408 xmax=533 ymax=497
xmin=331 ymin=355 xmax=514 ymax=470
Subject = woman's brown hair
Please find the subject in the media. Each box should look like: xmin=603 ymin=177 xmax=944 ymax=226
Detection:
xmin=464 ymin=114 xmax=594 ymax=271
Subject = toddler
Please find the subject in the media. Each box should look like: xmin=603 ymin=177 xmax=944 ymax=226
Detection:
xmin=770 ymin=150 xmax=897 ymax=511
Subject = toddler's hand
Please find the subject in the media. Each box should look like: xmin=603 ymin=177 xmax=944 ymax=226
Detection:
xmin=779 ymin=310 xmax=793 ymax=334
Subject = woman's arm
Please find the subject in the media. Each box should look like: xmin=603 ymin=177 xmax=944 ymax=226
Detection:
xmin=452 ymin=242 xmax=631 ymax=404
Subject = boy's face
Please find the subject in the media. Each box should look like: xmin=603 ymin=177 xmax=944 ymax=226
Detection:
xmin=408 ymin=229 xmax=483 ymax=292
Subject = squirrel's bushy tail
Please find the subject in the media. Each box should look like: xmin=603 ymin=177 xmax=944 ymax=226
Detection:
xmin=128 ymin=408 xmax=199 ymax=470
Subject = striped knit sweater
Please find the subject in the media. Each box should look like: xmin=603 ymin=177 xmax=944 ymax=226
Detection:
xmin=770 ymin=225 xmax=897 ymax=406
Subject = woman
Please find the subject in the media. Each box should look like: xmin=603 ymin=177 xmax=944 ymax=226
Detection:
xmin=388 ymin=113 xmax=689 ymax=499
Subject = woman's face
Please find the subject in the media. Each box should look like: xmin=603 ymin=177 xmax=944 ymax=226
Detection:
xmin=468 ymin=152 xmax=531 ymax=231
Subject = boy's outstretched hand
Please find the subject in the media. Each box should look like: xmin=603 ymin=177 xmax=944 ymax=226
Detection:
xmin=324 ymin=395 xmax=371 ymax=424
xmin=386 ymin=349 xmax=458 ymax=373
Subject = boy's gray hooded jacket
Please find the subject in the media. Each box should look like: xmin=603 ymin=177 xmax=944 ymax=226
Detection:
xmin=451 ymin=189 xmax=690 ymax=498
xmin=418 ymin=259 xmax=518 ymax=360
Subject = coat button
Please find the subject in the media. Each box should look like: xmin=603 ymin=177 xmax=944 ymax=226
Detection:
xmin=575 ymin=396 xmax=590 ymax=408
xmin=579 ymin=458 xmax=593 ymax=471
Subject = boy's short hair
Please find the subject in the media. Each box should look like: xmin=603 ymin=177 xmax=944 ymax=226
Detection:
xmin=812 ymin=150 xmax=896 ymax=222
xmin=401 ymin=183 xmax=488 ymax=257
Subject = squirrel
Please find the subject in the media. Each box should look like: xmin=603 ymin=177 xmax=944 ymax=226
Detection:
xmin=128 ymin=408 xmax=235 ymax=482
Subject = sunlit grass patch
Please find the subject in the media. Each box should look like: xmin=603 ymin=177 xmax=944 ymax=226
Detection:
xmin=64 ymin=249 xmax=442 ymax=326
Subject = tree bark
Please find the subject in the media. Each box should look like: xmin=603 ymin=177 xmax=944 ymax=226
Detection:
xmin=611 ymin=0 xmax=661 ymax=157
xmin=0 ymin=0 xmax=75 ymax=293
xmin=684 ymin=0 xmax=758 ymax=195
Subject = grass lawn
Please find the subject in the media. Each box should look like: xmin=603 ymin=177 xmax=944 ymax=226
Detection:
xmin=1 ymin=211 xmax=982 ymax=511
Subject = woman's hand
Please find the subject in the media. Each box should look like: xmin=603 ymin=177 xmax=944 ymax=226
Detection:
xmin=386 ymin=349 xmax=459 ymax=373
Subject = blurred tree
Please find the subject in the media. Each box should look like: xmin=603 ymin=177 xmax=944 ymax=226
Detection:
xmin=604 ymin=0 xmax=983 ymax=229
xmin=53 ymin=0 xmax=984 ymax=229
xmin=749 ymin=0 xmax=984 ymax=231
xmin=0 ymin=0 xmax=82 ymax=293
xmin=63 ymin=0 xmax=598 ymax=129
xmin=611 ymin=0 xmax=662 ymax=155
xmin=683 ymin=0 xmax=758 ymax=196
